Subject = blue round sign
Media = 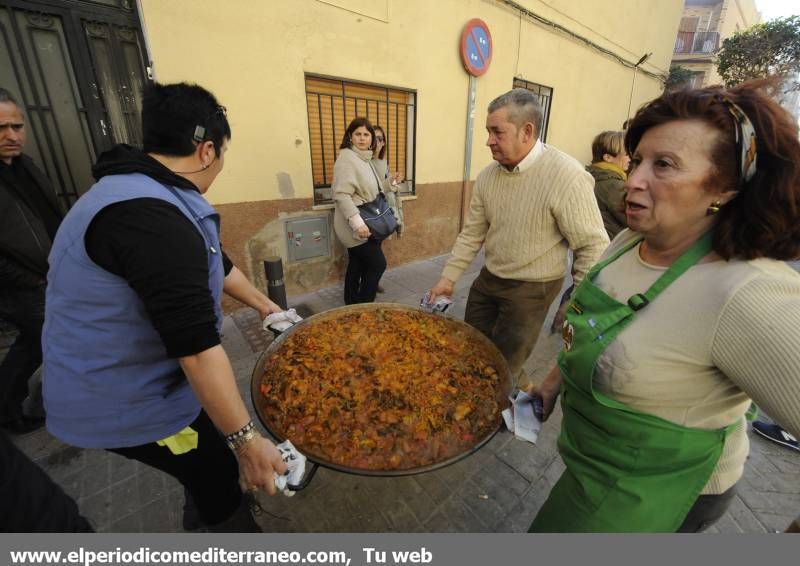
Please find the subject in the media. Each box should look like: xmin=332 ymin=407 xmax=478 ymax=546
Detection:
xmin=460 ymin=19 xmax=493 ymax=77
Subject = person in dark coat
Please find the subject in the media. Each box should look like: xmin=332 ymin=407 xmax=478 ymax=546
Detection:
xmin=0 ymin=87 xmax=64 ymax=434
xmin=0 ymin=430 xmax=93 ymax=531
xmin=586 ymin=130 xmax=630 ymax=240
xmin=550 ymin=130 xmax=630 ymax=333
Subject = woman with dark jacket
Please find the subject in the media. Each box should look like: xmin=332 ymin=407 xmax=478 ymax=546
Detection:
xmin=552 ymin=130 xmax=631 ymax=333
xmin=332 ymin=117 xmax=387 ymax=304
xmin=586 ymin=130 xmax=630 ymax=239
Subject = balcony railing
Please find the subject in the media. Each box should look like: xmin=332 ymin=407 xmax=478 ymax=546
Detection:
xmin=674 ymin=31 xmax=720 ymax=54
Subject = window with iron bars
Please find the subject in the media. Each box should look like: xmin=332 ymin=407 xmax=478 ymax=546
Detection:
xmin=512 ymin=78 xmax=553 ymax=142
xmin=305 ymin=74 xmax=416 ymax=205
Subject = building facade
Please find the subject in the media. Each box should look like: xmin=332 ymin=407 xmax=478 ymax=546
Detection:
xmin=671 ymin=0 xmax=761 ymax=87
xmin=782 ymin=72 xmax=800 ymax=124
xmin=2 ymin=0 xmax=685 ymax=309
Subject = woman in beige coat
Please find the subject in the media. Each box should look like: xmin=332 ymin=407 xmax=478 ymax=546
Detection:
xmin=333 ymin=117 xmax=386 ymax=304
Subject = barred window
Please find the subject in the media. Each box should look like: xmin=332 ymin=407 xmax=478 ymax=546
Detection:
xmin=512 ymin=77 xmax=553 ymax=142
xmin=687 ymin=71 xmax=705 ymax=88
xmin=305 ymin=74 xmax=416 ymax=204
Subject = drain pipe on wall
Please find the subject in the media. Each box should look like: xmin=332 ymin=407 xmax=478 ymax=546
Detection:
xmin=135 ymin=0 xmax=156 ymax=81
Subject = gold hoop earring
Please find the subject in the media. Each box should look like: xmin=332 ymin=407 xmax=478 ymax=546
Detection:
xmin=706 ymin=200 xmax=721 ymax=216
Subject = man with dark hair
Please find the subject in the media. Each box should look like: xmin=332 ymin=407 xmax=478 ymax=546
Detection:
xmin=0 ymin=87 xmax=63 ymax=434
xmin=43 ymin=82 xmax=286 ymax=532
xmin=428 ymin=88 xmax=608 ymax=383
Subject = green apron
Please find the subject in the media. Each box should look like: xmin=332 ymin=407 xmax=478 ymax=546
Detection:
xmin=530 ymin=233 xmax=736 ymax=532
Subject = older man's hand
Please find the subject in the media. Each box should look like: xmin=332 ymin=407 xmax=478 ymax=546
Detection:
xmin=428 ymin=277 xmax=455 ymax=304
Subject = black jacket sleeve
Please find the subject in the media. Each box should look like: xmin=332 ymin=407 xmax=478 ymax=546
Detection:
xmin=0 ymin=431 xmax=93 ymax=532
xmin=222 ymin=249 xmax=233 ymax=275
xmin=0 ymin=254 xmax=44 ymax=288
xmin=85 ymin=198 xmax=223 ymax=358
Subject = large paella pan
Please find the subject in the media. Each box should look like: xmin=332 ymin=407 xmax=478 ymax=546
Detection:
xmin=250 ymin=303 xmax=512 ymax=478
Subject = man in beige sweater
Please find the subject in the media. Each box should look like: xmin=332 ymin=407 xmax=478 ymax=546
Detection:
xmin=429 ymin=88 xmax=608 ymax=382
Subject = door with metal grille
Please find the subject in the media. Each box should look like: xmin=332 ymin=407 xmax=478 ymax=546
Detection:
xmin=0 ymin=0 xmax=148 ymax=209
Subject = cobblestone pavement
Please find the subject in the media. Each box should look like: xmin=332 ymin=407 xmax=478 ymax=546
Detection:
xmin=7 ymin=252 xmax=800 ymax=532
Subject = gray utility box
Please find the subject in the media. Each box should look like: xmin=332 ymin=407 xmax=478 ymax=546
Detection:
xmin=285 ymin=215 xmax=331 ymax=262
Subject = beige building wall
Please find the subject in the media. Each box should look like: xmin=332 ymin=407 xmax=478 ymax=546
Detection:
xmin=672 ymin=0 xmax=761 ymax=86
xmin=719 ymin=0 xmax=761 ymax=37
xmin=138 ymin=0 xmax=683 ymax=305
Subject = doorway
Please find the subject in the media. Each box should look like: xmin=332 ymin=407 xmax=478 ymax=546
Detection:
xmin=0 ymin=0 xmax=149 ymax=208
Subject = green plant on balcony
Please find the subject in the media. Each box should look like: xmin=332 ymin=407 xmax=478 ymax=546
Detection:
xmin=665 ymin=65 xmax=695 ymax=90
xmin=716 ymin=16 xmax=800 ymax=99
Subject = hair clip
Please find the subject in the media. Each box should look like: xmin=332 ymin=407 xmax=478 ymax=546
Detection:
xmin=719 ymin=96 xmax=757 ymax=183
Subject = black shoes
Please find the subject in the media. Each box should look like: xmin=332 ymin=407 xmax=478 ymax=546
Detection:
xmin=0 ymin=415 xmax=45 ymax=434
xmin=752 ymin=421 xmax=799 ymax=453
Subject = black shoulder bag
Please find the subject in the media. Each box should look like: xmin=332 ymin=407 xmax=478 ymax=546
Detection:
xmin=357 ymin=162 xmax=398 ymax=241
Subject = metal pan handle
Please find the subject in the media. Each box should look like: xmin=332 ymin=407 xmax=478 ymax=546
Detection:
xmin=266 ymin=321 xmax=296 ymax=337
xmin=263 ymin=311 xmax=303 ymax=336
xmin=419 ymin=292 xmax=453 ymax=316
xmin=286 ymin=462 xmax=319 ymax=491
xmin=244 ymin=462 xmax=320 ymax=516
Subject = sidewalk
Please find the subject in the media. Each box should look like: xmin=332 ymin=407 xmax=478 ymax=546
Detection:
xmin=9 ymin=252 xmax=800 ymax=532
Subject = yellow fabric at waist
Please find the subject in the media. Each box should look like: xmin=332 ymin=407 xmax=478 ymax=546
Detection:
xmin=156 ymin=426 xmax=198 ymax=455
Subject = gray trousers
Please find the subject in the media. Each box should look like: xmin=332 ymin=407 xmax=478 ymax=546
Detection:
xmin=465 ymin=268 xmax=564 ymax=384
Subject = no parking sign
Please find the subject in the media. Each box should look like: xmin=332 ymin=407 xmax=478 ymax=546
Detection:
xmin=458 ymin=18 xmax=492 ymax=232
xmin=460 ymin=18 xmax=492 ymax=77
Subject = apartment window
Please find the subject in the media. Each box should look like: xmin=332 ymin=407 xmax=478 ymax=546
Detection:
xmin=305 ymin=75 xmax=416 ymax=204
xmin=512 ymin=78 xmax=553 ymax=142
xmin=687 ymin=71 xmax=705 ymax=88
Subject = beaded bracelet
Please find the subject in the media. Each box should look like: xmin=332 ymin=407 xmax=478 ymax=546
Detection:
xmin=225 ymin=420 xmax=256 ymax=452
xmin=229 ymin=428 xmax=259 ymax=453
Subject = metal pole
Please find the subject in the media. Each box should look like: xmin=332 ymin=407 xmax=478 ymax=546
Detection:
xmin=459 ymin=74 xmax=477 ymax=232
xmin=627 ymin=53 xmax=651 ymax=121
xmin=626 ymin=66 xmax=638 ymax=120
xmin=263 ymin=257 xmax=288 ymax=310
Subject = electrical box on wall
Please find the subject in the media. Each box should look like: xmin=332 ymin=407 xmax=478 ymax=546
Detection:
xmin=285 ymin=216 xmax=331 ymax=262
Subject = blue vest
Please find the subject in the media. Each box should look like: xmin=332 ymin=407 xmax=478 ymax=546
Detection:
xmin=43 ymin=173 xmax=224 ymax=448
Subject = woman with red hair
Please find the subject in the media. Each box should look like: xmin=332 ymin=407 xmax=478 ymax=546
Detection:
xmin=530 ymin=81 xmax=800 ymax=532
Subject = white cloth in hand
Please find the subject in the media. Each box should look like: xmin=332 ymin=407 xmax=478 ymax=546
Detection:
xmin=262 ymin=309 xmax=303 ymax=333
xmin=502 ymin=390 xmax=541 ymax=444
xmin=273 ymin=439 xmax=307 ymax=497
